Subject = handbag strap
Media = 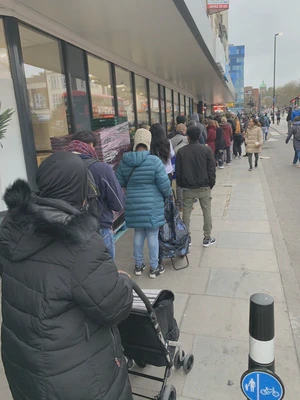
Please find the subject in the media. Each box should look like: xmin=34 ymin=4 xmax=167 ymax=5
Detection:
xmin=126 ymin=158 xmax=147 ymax=185
xmin=126 ymin=167 xmax=137 ymax=185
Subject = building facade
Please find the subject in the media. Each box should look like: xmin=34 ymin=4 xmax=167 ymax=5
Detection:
xmin=229 ymin=45 xmax=245 ymax=109
xmin=0 ymin=0 xmax=235 ymax=216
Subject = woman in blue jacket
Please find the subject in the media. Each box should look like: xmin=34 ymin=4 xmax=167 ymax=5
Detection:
xmin=117 ymin=129 xmax=171 ymax=279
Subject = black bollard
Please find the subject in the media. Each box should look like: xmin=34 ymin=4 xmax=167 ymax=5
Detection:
xmin=249 ymin=293 xmax=275 ymax=373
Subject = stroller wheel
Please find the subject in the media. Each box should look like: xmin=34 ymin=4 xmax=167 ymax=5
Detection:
xmin=161 ymin=384 xmax=176 ymax=400
xmin=183 ymin=354 xmax=194 ymax=374
xmin=134 ymin=360 xmax=146 ymax=369
xmin=174 ymin=350 xmax=185 ymax=370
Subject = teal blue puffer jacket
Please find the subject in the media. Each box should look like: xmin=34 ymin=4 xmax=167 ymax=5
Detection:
xmin=116 ymin=151 xmax=171 ymax=229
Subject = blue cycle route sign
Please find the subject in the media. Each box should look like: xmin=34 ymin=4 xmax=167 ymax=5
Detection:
xmin=241 ymin=370 xmax=285 ymax=400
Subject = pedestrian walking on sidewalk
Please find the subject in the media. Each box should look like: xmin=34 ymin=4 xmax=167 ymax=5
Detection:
xmin=233 ymin=116 xmax=243 ymax=158
xmin=0 ymin=152 xmax=134 ymax=400
xmin=276 ymin=111 xmax=281 ymax=125
xmin=66 ymin=131 xmax=125 ymax=259
xmin=220 ymin=117 xmax=233 ymax=165
xmin=117 ymin=129 xmax=171 ymax=279
xmin=286 ymin=116 xmax=300 ymax=167
xmin=245 ymin=118 xmax=263 ymax=171
xmin=265 ymin=113 xmax=271 ymax=141
xmin=176 ymin=126 xmax=216 ymax=247
xmin=214 ymin=120 xmax=226 ymax=168
xmin=150 ymin=123 xmax=175 ymax=184
xmin=286 ymin=107 xmax=292 ymax=133
xmin=259 ymin=113 xmax=268 ymax=142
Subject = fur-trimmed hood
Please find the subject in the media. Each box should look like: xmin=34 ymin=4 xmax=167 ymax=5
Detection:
xmin=0 ymin=179 xmax=99 ymax=262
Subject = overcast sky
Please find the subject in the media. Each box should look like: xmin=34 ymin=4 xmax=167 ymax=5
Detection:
xmin=228 ymin=0 xmax=300 ymax=89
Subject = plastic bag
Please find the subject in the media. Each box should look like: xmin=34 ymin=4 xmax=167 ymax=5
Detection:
xmin=159 ymin=197 xmax=189 ymax=259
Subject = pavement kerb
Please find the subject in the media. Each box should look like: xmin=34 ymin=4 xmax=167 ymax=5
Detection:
xmin=260 ymin=157 xmax=300 ymax=369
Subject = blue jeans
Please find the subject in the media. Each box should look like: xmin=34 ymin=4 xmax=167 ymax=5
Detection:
xmin=99 ymin=228 xmax=115 ymax=260
xmin=134 ymin=228 xmax=159 ymax=270
xmin=293 ymin=151 xmax=300 ymax=164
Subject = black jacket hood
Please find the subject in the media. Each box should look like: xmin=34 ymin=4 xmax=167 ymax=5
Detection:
xmin=0 ymin=179 xmax=99 ymax=262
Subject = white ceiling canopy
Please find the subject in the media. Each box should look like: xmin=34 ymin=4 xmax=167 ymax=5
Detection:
xmin=12 ymin=0 xmax=235 ymax=103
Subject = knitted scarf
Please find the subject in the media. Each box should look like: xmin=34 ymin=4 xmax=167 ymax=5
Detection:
xmin=66 ymin=140 xmax=98 ymax=159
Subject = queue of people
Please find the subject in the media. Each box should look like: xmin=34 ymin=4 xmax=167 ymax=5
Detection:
xmin=0 ymin=108 xmax=269 ymax=400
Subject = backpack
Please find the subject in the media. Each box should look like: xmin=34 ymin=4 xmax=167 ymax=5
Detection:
xmin=82 ymin=158 xmax=101 ymax=217
xmin=294 ymin=127 xmax=300 ymax=141
xmin=259 ymin=116 xmax=266 ymax=127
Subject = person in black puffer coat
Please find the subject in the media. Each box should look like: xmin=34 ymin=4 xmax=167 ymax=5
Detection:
xmin=0 ymin=152 xmax=133 ymax=400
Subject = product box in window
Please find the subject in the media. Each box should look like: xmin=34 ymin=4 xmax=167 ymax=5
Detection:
xmin=92 ymin=121 xmax=131 ymax=166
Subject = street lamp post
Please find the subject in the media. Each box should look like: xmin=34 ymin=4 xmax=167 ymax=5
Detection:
xmin=272 ymin=32 xmax=283 ymax=123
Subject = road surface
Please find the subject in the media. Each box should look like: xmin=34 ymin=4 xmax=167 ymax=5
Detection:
xmin=262 ymin=121 xmax=300 ymax=287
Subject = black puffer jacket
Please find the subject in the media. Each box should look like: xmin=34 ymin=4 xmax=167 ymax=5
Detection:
xmin=176 ymin=143 xmax=216 ymax=189
xmin=0 ymin=180 xmax=133 ymax=400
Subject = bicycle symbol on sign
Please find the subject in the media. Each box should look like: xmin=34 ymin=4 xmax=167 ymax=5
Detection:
xmin=260 ymin=387 xmax=280 ymax=397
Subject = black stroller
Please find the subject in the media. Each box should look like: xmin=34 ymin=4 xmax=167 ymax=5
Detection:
xmin=118 ymin=281 xmax=194 ymax=400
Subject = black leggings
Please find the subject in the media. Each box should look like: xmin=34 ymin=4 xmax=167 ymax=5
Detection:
xmin=248 ymin=153 xmax=259 ymax=169
xmin=233 ymin=136 xmax=242 ymax=156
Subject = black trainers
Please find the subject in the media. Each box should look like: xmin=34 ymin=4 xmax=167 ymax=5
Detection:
xmin=188 ymin=237 xmax=192 ymax=247
xmin=135 ymin=264 xmax=146 ymax=276
xmin=203 ymin=237 xmax=216 ymax=248
xmin=249 ymin=167 xmax=253 ymax=171
xmin=149 ymin=265 xmax=165 ymax=279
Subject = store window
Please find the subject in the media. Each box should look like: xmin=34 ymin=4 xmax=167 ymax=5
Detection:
xmin=115 ymin=66 xmax=135 ymax=130
xmin=64 ymin=43 xmax=90 ymax=132
xmin=88 ymin=55 xmax=114 ymax=118
xmin=135 ymin=74 xmax=149 ymax=127
xmin=19 ymin=24 xmax=69 ymax=165
xmin=149 ymin=81 xmax=160 ymax=124
xmin=160 ymin=85 xmax=166 ymax=130
xmin=174 ymin=92 xmax=179 ymax=118
xmin=0 ymin=19 xmax=27 ymax=210
xmin=193 ymin=101 xmax=197 ymax=114
xmin=166 ymin=88 xmax=174 ymax=134
xmin=189 ymin=98 xmax=193 ymax=116
xmin=180 ymin=94 xmax=185 ymax=115
xmin=185 ymin=97 xmax=189 ymax=118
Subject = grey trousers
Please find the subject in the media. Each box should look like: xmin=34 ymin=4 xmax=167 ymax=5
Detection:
xmin=183 ymin=187 xmax=212 ymax=237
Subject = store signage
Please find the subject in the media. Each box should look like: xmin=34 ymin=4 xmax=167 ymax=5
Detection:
xmin=207 ymin=0 xmax=229 ymax=10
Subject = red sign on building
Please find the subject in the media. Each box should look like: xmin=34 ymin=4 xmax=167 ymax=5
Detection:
xmin=207 ymin=0 xmax=229 ymax=10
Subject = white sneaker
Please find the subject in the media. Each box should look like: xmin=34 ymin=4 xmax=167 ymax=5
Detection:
xmin=219 ymin=166 xmax=225 ymax=169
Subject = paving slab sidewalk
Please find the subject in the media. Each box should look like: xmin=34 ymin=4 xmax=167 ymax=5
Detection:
xmin=0 ymin=127 xmax=298 ymax=399
xmin=115 ymin=145 xmax=300 ymax=400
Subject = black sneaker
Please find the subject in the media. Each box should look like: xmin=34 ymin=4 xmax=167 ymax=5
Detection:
xmin=255 ymin=163 xmax=258 ymax=168
xmin=135 ymin=264 xmax=146 ymax=276
xmin=149 ymin=265 xmax=165 ymax=279
xmin=203 ymin=237 xmax=216 ymax=248
xmin=188 ymin=237 xmax=192 ymax=247
xmin=249 ymin=167 xmax=253 ymax=171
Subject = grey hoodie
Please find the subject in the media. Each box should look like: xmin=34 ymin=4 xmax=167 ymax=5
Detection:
xmin=191 ymin=113 xmax=207 ymax=143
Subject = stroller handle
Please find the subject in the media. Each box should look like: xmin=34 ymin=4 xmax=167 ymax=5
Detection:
xmin=131 ymin=280 xmax=155 ymax=316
